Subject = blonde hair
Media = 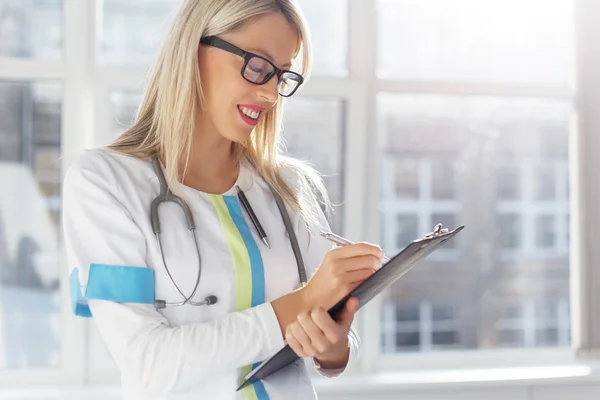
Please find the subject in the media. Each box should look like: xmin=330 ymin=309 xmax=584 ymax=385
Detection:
xmin=109 ymin=0 xmax=332 ymax=229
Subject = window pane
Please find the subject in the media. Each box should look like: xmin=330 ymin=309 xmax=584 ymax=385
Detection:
xmin=396 ymin=332 xmax=420 ymax=348
xmin=0 ymin=81 xmax=61 ymax=368
xmin=98 ymin=0 xmax=348 ymax=76
xmin=535 ymin=215 xmax=555 ymax=249
xmin=497 ymin=214 xmax=521 ymax=250
xmin=432 ymin=306 xmax=454 ymax=321
xmin=396 ymin=214 xmax=418 ymax=249
xmin=298 ymin=0 xmax=348 ymax=76
xmin=431 ymin=161 xmax=455 ymax=200
xmin=536 ymin=328 xmax=558 ymax=345
xmin=498 ymin=330 xmax=525 ymax=346
xmin=501 ymin=305 xmax=523 ymax=319
xmin=99 ymin=0 xmax=180 ymax=66
xmin=110 ymin=90 xmax=140 ymax=136
xmin=393 ymin=159 xmax=420 ymax=200
xmin=378 ymin=94 xmax=571 ymax=353
xmin=534 ymin=165 xmax=556 ymax=201
xmin=537 ymin=302 xmax=558 ymax=320
xmin=0 ymin=0 xmax=63 ymax=59
xmin=396 ymin=306 xmax=420 ymax=322
xmin=432 ymin=331 xmax=458 ymax=346
xmin=377 ymin=0 xmax=574 ymax=85
xmin=282 ymin=97 xmax=346 ymax=231
xmin=496 ymin=165 xmax=520 ymax=200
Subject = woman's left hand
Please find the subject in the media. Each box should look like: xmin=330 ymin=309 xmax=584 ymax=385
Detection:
xmin=285 ymin=296 xmax=359 ymax=368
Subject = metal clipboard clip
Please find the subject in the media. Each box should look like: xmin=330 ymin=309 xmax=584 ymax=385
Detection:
xmin=424 ymin=223 xmax=450 ymax=238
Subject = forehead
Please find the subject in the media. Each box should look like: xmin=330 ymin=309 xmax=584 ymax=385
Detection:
xmin=223 ymin=12 xmax=300 ymax=67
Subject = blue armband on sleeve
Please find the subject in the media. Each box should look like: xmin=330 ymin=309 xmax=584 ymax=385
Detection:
xmin=70 ymin=264 xmax=155 ymax=318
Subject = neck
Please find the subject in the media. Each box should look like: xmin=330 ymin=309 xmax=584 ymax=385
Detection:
xmin=180 ymin=114 xmax=239 ymax=193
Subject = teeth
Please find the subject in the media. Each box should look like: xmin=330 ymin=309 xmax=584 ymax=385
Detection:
xmin=239 ymin=106 xmax=260 ymax=120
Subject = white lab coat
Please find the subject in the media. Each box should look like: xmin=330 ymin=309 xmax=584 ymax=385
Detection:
xmin=63 ymin=148 xmax=359 ymax=400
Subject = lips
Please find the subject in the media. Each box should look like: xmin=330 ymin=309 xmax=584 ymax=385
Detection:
xmin=237 ymin=104 xmax=265 ymax=127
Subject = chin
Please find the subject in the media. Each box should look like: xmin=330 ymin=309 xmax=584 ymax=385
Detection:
xmin=225 ymin=128 xmax=253 ymax=144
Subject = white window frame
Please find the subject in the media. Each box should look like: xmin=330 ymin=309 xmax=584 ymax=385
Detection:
xmin=1 ymin=0 xmax=599 ymax=389
xmin=355 ymin=0 xmax=597 ymax=375
xmin=0 ymin=0 xmax=93 ymax=386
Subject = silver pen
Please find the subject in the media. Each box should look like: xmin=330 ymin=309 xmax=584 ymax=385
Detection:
xmin=320 ymin=231 xmax=390 ymax=263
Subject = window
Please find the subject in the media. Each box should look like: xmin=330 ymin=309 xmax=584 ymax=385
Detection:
xmin=497 ymin=214 xmax=521 ymax=250
xmin=395 ymin=214 xmax=418 ymax=249
xmin=495 ymin=160 xmax=569 ymax=258
xmin=98 ymin=0 xmax=348 ymax=76
xmin=296 ymin=0 xmax=348 ymax=76
xmin=0 ymin=0 xmax=63 ymax=59
xmin=535 ymin=215 xmax=556 ymax=249
xmin=1 ymin=0 xmax=591 ymax=390
xmin=377 ymin=95 xmax=571 ymax=352
xmin=98 ymin=0 xmax=180 ymax=66
xmin=380 ymin=156 xmax=461 ymax=257
xmin=495 ymin=299 xmax=570 ymax=347
xmin=280 ymin=97 xmax=346 ymax=231
xmin=109 ymin=90 xmax=140 ymax=136
xmin=0 ymin=81 xmax=62 ymax=368
xmin=377 ymin=0 xmax=574 ymax=84
xmin=381 ymin=302 xmax=460 ymax=353
xmin=393 ymin=160 xmax=420 ymax=200
xmin=496 ymin=165 xmax=521 ymax=200
xmin=534 ymin=165 xmax=557 ymax=201
xmin=431 ymin=161 xmax=455 ymax=200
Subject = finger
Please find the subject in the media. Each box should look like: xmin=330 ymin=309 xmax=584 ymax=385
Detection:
xmin=289 ymin=318 xmax=317 ymax=356
xmin=344 ymin=267 xmax=377 ymax=284
xmin=346 ymin=296 xmax=359 ymax=312
xmin=286 ymin=327 xmax=307 ymax=358
xmin=311 ymin=307 xmax=346 ymax=344
xmin=327 ymin=242 xmax=383 ymax=261
xmin=297 ymin=310 xmax=330 ymax=354
xmin=336 ymin=297 xmax=360 ymax=326
xmin=334 ymin=254 xmax=382 ymax=273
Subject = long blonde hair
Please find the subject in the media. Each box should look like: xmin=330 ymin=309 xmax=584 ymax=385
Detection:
xmin=109 ymin=0 xmax=332 ymax=228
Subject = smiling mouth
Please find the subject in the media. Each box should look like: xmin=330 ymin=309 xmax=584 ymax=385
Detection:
xmin=238 ymin=105 xmax=261 ymax=120
xmin=237 ymin=105 xmax=263 ymax=126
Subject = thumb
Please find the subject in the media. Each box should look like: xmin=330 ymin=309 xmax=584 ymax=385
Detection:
xmin=336 ymin=297 xmax=359 ymax=326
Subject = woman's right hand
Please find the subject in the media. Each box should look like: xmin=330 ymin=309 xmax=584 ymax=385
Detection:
xmin=300 ymin=242 xmax=384 ymax=311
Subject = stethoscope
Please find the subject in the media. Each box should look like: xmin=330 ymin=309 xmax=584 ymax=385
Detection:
xmin=150 ymin=156 xmax=307 ymax=309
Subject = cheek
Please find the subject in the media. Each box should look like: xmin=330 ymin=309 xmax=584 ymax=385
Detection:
xmin=203 ymin=76 xmax=239 ymax=124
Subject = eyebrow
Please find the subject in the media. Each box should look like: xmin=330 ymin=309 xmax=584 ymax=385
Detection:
xmin=248 ymin=47 xmax=292 ymax=69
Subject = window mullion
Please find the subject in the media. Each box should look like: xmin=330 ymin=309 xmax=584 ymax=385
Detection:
xmin=61 ymin=0 xmax=98 ymax=385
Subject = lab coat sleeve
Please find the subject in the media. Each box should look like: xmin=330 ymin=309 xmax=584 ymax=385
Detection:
xmin=286 ymin=166 xmax=360 ymax=378
xmin=62 ymin=151 xmax=285 ymax=396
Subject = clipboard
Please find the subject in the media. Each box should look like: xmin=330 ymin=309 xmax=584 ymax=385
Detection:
xmin=237 ymin=224 xmax=465 ymax=391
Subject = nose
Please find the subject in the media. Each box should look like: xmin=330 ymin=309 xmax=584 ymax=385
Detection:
xmin=256 ymin=75 xmax=279 ymax=104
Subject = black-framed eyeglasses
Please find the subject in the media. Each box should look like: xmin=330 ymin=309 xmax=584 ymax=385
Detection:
xmin=200 ymin=36 xmax=304 ymax=97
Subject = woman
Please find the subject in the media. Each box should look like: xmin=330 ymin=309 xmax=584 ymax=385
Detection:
xmin=63 ymin=1 xmax=383 ymax=399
